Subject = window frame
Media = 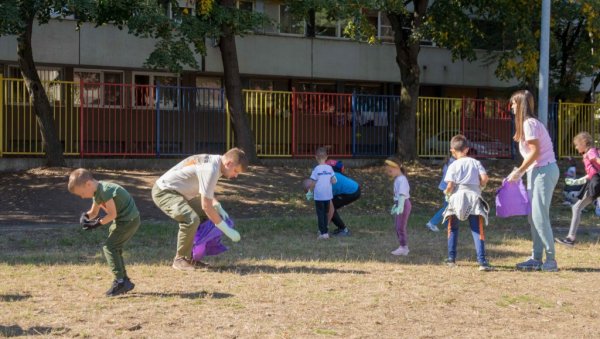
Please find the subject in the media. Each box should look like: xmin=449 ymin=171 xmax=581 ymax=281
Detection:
xmin=132 ymin=71 xmax=180 ymax=109
xmin=73 ymin=68 xmax=125 ymax=108
xmin=5 ymin=65 xmax=63 ymax=106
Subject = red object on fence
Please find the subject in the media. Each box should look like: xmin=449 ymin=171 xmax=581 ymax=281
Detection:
xmin=293 ymin=92 xmax=353 ymax=157
xmin=461 ymin=98 xmax=512 ymax=158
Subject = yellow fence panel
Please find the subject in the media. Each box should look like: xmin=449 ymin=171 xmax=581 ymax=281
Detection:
xmin=416 ymin=97 xmax=462 ymax=157
xmin=1 ymin=78 xmax=80 ymax=156
xmin=0 ymin=76 xmax=3 ymax=157
xmin=243 ymin=89 xmax=292 ymax=157
xmin=557 ymin=101 xmax=599 ymax=158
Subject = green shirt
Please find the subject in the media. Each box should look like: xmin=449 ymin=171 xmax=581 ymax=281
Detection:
xmin=93 ymin=181 xmax=139 ymax=222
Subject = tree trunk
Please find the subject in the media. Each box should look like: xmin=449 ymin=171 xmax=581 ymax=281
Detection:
xmin=386 ymin=0 xmax=428 ymax=160
xmin=584 ymin=72 xmax=600 ymax=103
xmin=17 ymin=15 xmax=65 ymax=166
xmin=218 ymin=0 xmax=259 ymax=164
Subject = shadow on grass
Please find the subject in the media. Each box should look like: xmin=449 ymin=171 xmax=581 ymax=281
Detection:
xmin=129 ymin=291 xmax=233 ymax=299
xmin=0 ymin=293 xmax=31 ymax=302
xmin=210 ymin=264 xmax=369 ymax=275
xmin=0 ymin=325 xmax=70 ymax=337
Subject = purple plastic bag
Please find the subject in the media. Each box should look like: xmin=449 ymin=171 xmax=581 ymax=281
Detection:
xmin=191 ymin=218 xmax=235 ymax=261
xmin=495 ymin=179 xmax=531 ymax=218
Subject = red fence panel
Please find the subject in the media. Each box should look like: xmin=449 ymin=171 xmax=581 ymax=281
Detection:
xmin=293 ymin=92 xmax=353 ymax=157
xmin=80 ymin=82 xmax=156 ymax=156
xmin=461 ymin=98 xmax=512 ymax=158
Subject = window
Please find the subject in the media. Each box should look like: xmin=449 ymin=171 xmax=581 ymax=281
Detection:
xmin=74 ymin=69 xmax=124 ymax=106
xmin=6 ymin=66 xmax=62 ymax=104
xmin=279 ymin=5 xmax=304 ymax=35
xmin=133 ymin=73 xmax=179 ymax=108
xmin=196 ymin=77 xmax=222 ymax=109
xmin=315 ymin=10 xmax=338 ymax=37
xmin=237 ymin=0 xmax=254 ymax=12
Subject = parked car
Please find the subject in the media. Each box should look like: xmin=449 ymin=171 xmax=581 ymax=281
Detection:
xmin=424 ymin=129 xmax=511 ymax=157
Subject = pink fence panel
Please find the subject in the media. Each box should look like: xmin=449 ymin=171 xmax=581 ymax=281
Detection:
xmin=80 ymin=82 xmax=156 ymax=156
xmin=292 ymin=92 xmax=353 ymax=157
xmin=461 ymin=98 xmax=512 ymax=158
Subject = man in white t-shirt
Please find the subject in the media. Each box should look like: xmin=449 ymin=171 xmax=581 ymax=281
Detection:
xmin=152 ymin=148 xmax=248 ymax=271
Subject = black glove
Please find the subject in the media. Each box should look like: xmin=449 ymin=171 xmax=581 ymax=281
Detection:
xmin=79 ymin=212 xmax=90 ymax=226
xmin=82 ymin=217 xmax=102 ymax=231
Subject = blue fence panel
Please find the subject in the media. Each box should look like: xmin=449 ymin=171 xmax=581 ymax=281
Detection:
xmin=352 ymin=94 xmax=396 ymax=157
xmin=157 ymin=85 xmax=226 ymax=156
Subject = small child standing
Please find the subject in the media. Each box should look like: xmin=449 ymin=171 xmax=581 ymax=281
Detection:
xmin=557 ymin=132 xmax=600 ymax=247
xmin=307 ymin=147 xmax=337 ymax=239
xmin=425 ymin=154 xmax=455 ymax=232
xmin=68 ymin=168 xmax=141 ymax=297
xmin=443 ymin=135 xmax=492 ymax=271
xmin=385 ymin=156 xmax=412 ymax=256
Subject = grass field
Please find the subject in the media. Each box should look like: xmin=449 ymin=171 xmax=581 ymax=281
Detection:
xmin=2 ymin=210 xmax=600 ymax=338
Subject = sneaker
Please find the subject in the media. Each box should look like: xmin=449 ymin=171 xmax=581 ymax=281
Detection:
xmin=332 ymin=228 xmax=351 ymax=237
xmin=515 ymin=258 xmax=543 ymax=271
xmin=425 ymin=222 xmax=440 ymax=232
xmin=542 ymin=259 xmax=559 ymax=272
xmin=445 ymin=258 xmax=456 ymax=267
xmin=555 ymin=237 xmax=575 ymax=247
xmin=105 ymin=278 xmax=135 ymax=297
xmin=479 ymin=262 xmax=494 ymax=271
xmin=317 ymin=233 xmax=330 ymax=240
xmin=391 ymin=246 xmax=409 ymax=256
xmin=172 ymin=257 xmax=196 ymax=271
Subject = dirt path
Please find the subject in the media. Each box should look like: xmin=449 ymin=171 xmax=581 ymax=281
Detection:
xmin=0 ymin=159 xmax=562 ymax=227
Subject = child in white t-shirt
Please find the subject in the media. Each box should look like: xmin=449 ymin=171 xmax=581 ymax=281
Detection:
xmin=306 ymin=147 xmax=337 ymax=239
xmin=385 ymin=156 xmax=412 ymax=256
xmin=443 ymin=134 xmax=492 ymax=271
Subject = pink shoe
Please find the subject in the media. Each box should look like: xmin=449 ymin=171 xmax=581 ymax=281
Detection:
xmin=391 ymin=246 xmax=409 ymax=256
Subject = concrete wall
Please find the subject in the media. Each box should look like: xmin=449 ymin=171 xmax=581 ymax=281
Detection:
xmin=0 ymin=19 xmax=517 ymax=88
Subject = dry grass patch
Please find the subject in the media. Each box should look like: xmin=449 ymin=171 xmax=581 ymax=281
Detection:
xmin=2 ymin=212 xmax=600 ymax=338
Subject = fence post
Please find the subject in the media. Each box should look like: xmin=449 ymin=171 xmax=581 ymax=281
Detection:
xmin=156 ymin=82 xmax=161 ymax=157
xmin=0 ymin=75 xmax=3 ymax=157
xmin=557 ymin=100 xmax=562 ymax=158
xmin=79 ymin=79 xmax=84 ymax=158
xmin=351 ymin=91 xmax=356 ymax=156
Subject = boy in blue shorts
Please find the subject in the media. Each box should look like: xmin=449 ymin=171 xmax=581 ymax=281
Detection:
xmin=443 ymin=135 xmax=492 ymax=271
xmin=68 ymin=168 xmax=141 ymax=296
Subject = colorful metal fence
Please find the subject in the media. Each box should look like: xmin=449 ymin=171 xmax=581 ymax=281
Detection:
xmin=6 ymin=77 xmax=587 ymax=160
xmin=158 ymin=86 xmax=227 ymax=156
xmin=353 ymin=94 xmax=396 ymax=156
xmin=0 ymin=77 xmax=79 ymax=156
xmin=244 ymin=89 xmax=292 ymax=157
xmin=557 ymin=101 xmax=599 ymax=158
xmin=293 ymin=92 xmax=353 ymax=157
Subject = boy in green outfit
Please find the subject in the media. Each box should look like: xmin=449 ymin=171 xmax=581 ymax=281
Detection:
xmin=68 ymin=168 xmax=141 ymax=297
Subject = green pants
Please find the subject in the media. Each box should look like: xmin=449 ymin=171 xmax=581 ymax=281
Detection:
xmin=152 ymin=184 xmax=206 ymax=259
xmin=526 ymin=162 xmax=559 ymax=261
xmin=103 ymin=215 xmax=141 ymax=280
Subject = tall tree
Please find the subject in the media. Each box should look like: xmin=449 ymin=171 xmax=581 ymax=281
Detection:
xmin=0 ymin=1 xmax=68 ymax=166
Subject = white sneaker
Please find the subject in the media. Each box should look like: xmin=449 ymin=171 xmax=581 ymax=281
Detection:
xmin=317 ymin=233 xmax=330 ymax=240
xmin=391 ymin=246 xmax=409 ymax=256
xmin=425 ymin=222 xmax=440 ymax=232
